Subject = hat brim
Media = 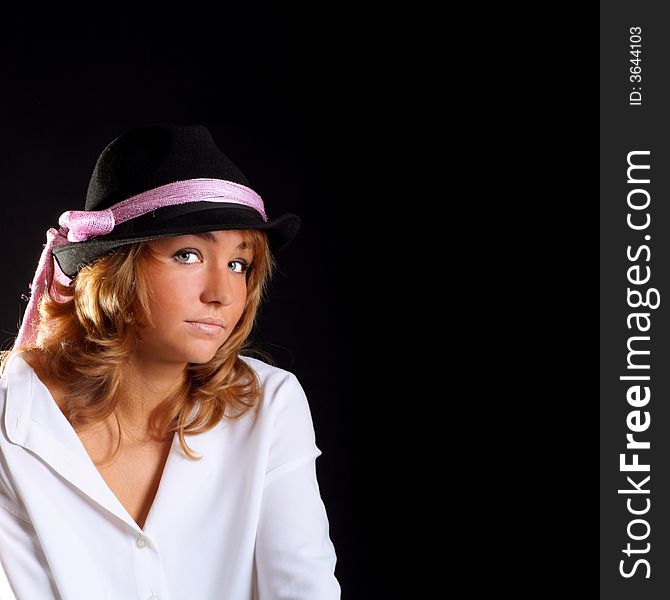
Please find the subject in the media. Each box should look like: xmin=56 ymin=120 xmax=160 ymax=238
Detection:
xmin=52 ymin=203 xmax=301 ymax=278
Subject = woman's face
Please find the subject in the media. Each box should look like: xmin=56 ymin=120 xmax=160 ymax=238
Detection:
xmin=135 ymin=230 xmax=253 ymax=366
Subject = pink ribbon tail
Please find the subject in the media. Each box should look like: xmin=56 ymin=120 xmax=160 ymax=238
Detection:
xmin=14 ymin=228 xmax=71 ymax=349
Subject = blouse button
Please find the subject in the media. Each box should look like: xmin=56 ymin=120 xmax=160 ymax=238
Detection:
xmin=136 ymin=535 xmax=147 ymax=549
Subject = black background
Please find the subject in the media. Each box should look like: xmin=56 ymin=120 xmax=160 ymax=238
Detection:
xmin=0 ymin=6 xmax=394 ymax=598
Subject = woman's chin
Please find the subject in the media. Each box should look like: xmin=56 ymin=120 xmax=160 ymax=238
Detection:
xmin=183 ymin=344 xmax=223 ymax=365
xmin=188 ymin=354 xmax=218 ymax=365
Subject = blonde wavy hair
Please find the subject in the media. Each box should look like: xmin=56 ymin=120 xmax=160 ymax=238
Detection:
xmin=0 ymin=229 xmax=276 ymax=462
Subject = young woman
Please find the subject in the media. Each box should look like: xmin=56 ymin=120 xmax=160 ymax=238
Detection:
xmin=0 ymin=124 xmax=340 ymax=599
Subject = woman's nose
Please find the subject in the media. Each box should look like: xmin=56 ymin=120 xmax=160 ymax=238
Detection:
xmin=199 ymin=263 xmax=235 ymax=305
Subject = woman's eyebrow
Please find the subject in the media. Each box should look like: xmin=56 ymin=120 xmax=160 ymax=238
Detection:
xmin=193 ymin=232 xmax=217 ymax=243
xmin=192 ymin=232 xmax=251 ymax=250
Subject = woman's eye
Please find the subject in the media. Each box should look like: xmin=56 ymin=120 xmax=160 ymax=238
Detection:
xmin=230 ymin=260 xmax=249 ymax=274
xmin=173 ymin=250 xmax=201 ymax=264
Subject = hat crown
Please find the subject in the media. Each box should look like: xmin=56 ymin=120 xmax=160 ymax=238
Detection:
xmin=85 ymin=124 xmax=249 ymax=211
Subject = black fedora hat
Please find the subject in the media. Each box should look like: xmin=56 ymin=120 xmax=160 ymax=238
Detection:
xmin=51 ymin=124 xmax=301 ymax=278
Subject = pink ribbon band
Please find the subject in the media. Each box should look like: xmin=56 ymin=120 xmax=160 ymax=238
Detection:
xmin=60 ymin=178 xmax=267 ymax=242
xmin=14 ymin=178 xmax=267 ymax=349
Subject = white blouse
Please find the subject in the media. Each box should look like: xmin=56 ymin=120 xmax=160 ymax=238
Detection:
xmin=0 ymin=353 xmax=340 ymax=599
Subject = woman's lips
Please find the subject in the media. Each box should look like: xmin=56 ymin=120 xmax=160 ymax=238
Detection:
xmin=185 ymin=321 xmax=225 ymax=335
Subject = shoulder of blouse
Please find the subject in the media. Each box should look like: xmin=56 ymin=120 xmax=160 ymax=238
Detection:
xmin=237 ymin=354 xmax=312 ymax=416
